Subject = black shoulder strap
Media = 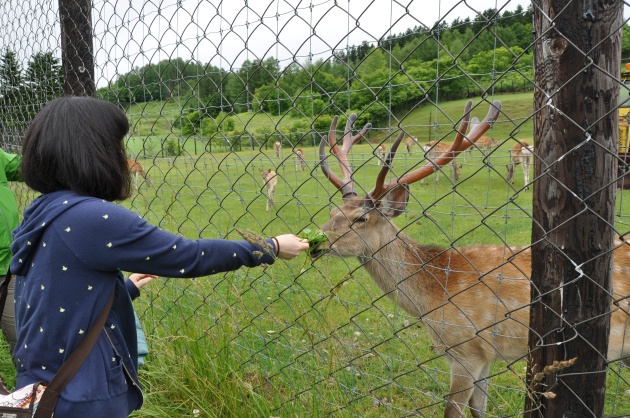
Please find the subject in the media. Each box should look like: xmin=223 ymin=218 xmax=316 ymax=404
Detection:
xmin=1 ymin=269 xmax=116 ymax=418
xmin=33 ymin=287 xmax=115 ymax=417
xmin=0 ymin=270 xmax=12 ymax=316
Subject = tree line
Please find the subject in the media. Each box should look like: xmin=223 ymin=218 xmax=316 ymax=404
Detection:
xmin=98 ymin=5 xmax=539 ymax=136
xmin=4 ymin=4 xmax=630 ymax=141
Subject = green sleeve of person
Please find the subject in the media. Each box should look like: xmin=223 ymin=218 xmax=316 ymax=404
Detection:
xmin=0 ymin=149 xmax=22 ymax=182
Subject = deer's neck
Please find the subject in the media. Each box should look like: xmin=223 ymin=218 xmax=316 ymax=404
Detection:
xmin=359 ymin=233 xmax=447 ymax=318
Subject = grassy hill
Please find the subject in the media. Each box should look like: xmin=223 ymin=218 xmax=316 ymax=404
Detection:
xmin=124 ymin=92 xmax=535 ymax=158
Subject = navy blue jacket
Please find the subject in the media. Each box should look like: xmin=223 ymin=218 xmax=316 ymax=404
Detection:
xmin=10 ymin=190 xmax=277 ymax=417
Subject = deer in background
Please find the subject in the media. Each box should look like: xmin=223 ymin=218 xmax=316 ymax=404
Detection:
xmin=295 ymin=148 xmax=306 ymax=171
xmin=260 ymin=168 xmax=278 ymax=211
xmin=507 ymin=141 xmax=534 ymax=190
xmin=273 ymin=140 xmax=282 ymax=158
xmin=476 ymin=135 xmax=500 ymax=154
xmin=421 ymin=140 xmax=462 ymax=185
xmin=127 ymin=159 xmax=151 ymax=190
xmin=405 ymin=136 xmax=418 ymax=154
xmin=376 ymin=143 xmax=387 ymax=165
xmin=313 ymin=101 xmax=630 ymax=418
xmin=464 ymin=117 xmax=500 ymax=158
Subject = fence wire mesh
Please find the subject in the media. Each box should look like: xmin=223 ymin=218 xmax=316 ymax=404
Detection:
xmin=2 ymin=0 xmax=630 ymax=416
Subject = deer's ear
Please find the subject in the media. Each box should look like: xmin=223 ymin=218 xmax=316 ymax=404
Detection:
xmin=375 ymin=185 xmax=409 ymax=219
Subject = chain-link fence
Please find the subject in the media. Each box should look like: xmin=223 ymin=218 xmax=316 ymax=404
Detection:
xmin=2 ymin=0 xmax=630 ymax=416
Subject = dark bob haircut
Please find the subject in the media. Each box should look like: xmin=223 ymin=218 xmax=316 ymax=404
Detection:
xmin=21 ymin=96 xmax=132 ymax=201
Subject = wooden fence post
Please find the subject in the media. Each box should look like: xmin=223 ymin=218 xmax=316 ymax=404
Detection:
xmin=525 ymin=1 xmax=621 ymax=416
xmin=58 ymin=0 xmax=95 ymax=96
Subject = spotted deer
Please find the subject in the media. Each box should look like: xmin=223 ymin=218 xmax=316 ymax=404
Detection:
xmin=376 ymin=144 xmax=387 ymax=165
xmin=421 ymin=140 xmax=462 ymax=185
xmin=405 ymin=136 xmax=418 ymax=154
xmin=260 ymin=168 xmax=278 ymax=211
xmin=506 ymin=141 xmax=534 ymax=190
xmin=127 ymin=159 xmax=151 ymax=190
xmin=295 ymin=148 xmax=306 ymax=171
xmin=477 ymin=135 xmax=500 ymax=153
xmin=464 ymin=117 xmax=500 ymax=158
xmin=273 ymin=140 xmax=282 ymax=158
xmin=312 ymin=100 xmax=630 ymax=418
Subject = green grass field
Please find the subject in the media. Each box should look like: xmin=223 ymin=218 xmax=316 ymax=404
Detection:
xmin=123 ymin=93 xmax=535 ymax=158
xmin=6 ymin=92 xmax=630 ymax=417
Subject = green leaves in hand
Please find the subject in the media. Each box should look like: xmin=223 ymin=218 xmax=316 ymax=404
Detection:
xmin=300 ymin=228 xmax=328 ymax=254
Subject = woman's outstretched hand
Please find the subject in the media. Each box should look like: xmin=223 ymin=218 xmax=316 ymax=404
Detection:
xmin=128 ymin=273 xmax=158 ymax=289
xmin=273 ymin=234 xmax=310 ymax=260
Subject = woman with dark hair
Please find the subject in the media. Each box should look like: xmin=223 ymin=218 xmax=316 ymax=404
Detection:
xmin=11 ymin=96 xmax=309 ymax=417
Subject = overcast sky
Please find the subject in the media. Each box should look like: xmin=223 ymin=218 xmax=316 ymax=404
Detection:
xmin=91 ymin=0 xmax=534 ymax=86
xmin=2 ymin=0 xmax=628 ymax=87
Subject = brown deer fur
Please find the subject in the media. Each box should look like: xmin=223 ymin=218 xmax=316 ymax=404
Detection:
xmin=507 ymin=141 xmax=533 ymax=190
xmin=475 ymin=135 xmax=500 ymax=153
xmin=313 ymin=102 xmax=630 ymax=418
xmin=376 ymin=144 xmax=387 ymax=165
xmin=273 ymin=140 xmax=282 ymax=158
xmin=260 ymin=169 xmax=278 ymax=211
xmin=405 ymin=136 xmax=418 ymax=154
xmin=464 ymin=117 xmax=500 ymax=158
xmin=295 ymin=148 xmax=306 ymax=171
xmin=127 ymin=159 xmax=151 ymax=190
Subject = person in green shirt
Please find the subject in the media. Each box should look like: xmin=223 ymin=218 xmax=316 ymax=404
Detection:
xmin=0 ymin=147 xmax=22 ymax=354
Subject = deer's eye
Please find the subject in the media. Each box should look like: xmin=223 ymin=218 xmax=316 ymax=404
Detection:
xmin=353 ymin=214 xmax=367 ymax=223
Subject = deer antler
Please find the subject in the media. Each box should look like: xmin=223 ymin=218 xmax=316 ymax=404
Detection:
xmin=318 ymin=114 xmax=372 ymax=199
xmin=368 ymin=100 xmax=501 ymax=202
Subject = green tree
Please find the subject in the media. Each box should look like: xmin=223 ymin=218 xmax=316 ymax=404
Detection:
xmin=623 ymin=24 xmax=630 ymax=59
xmin=174 ymin=110 xmax=200 ymax=136
xmin=0 ymin=50 xmax=25 ymax=127
xmin=25 ymin=52 xmax=63 ymax=99
xmin=21 ymin=52 xmax=63 ymax=121
xmin=254 ymin=84 xmax=291 ymax=115
xmin=201 ymin=117 xmax=218 ymax=136
xmin=229 ymin=58 xmax=280 ymax=113
xmin=466 ymin=46 xmax=524 ymax=74
xmin=0 ymin=50 xmax=23 ymax=93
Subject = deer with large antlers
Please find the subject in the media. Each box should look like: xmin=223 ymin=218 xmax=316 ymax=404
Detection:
xmin=313 ymin=100 xmax=630 ymax=418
